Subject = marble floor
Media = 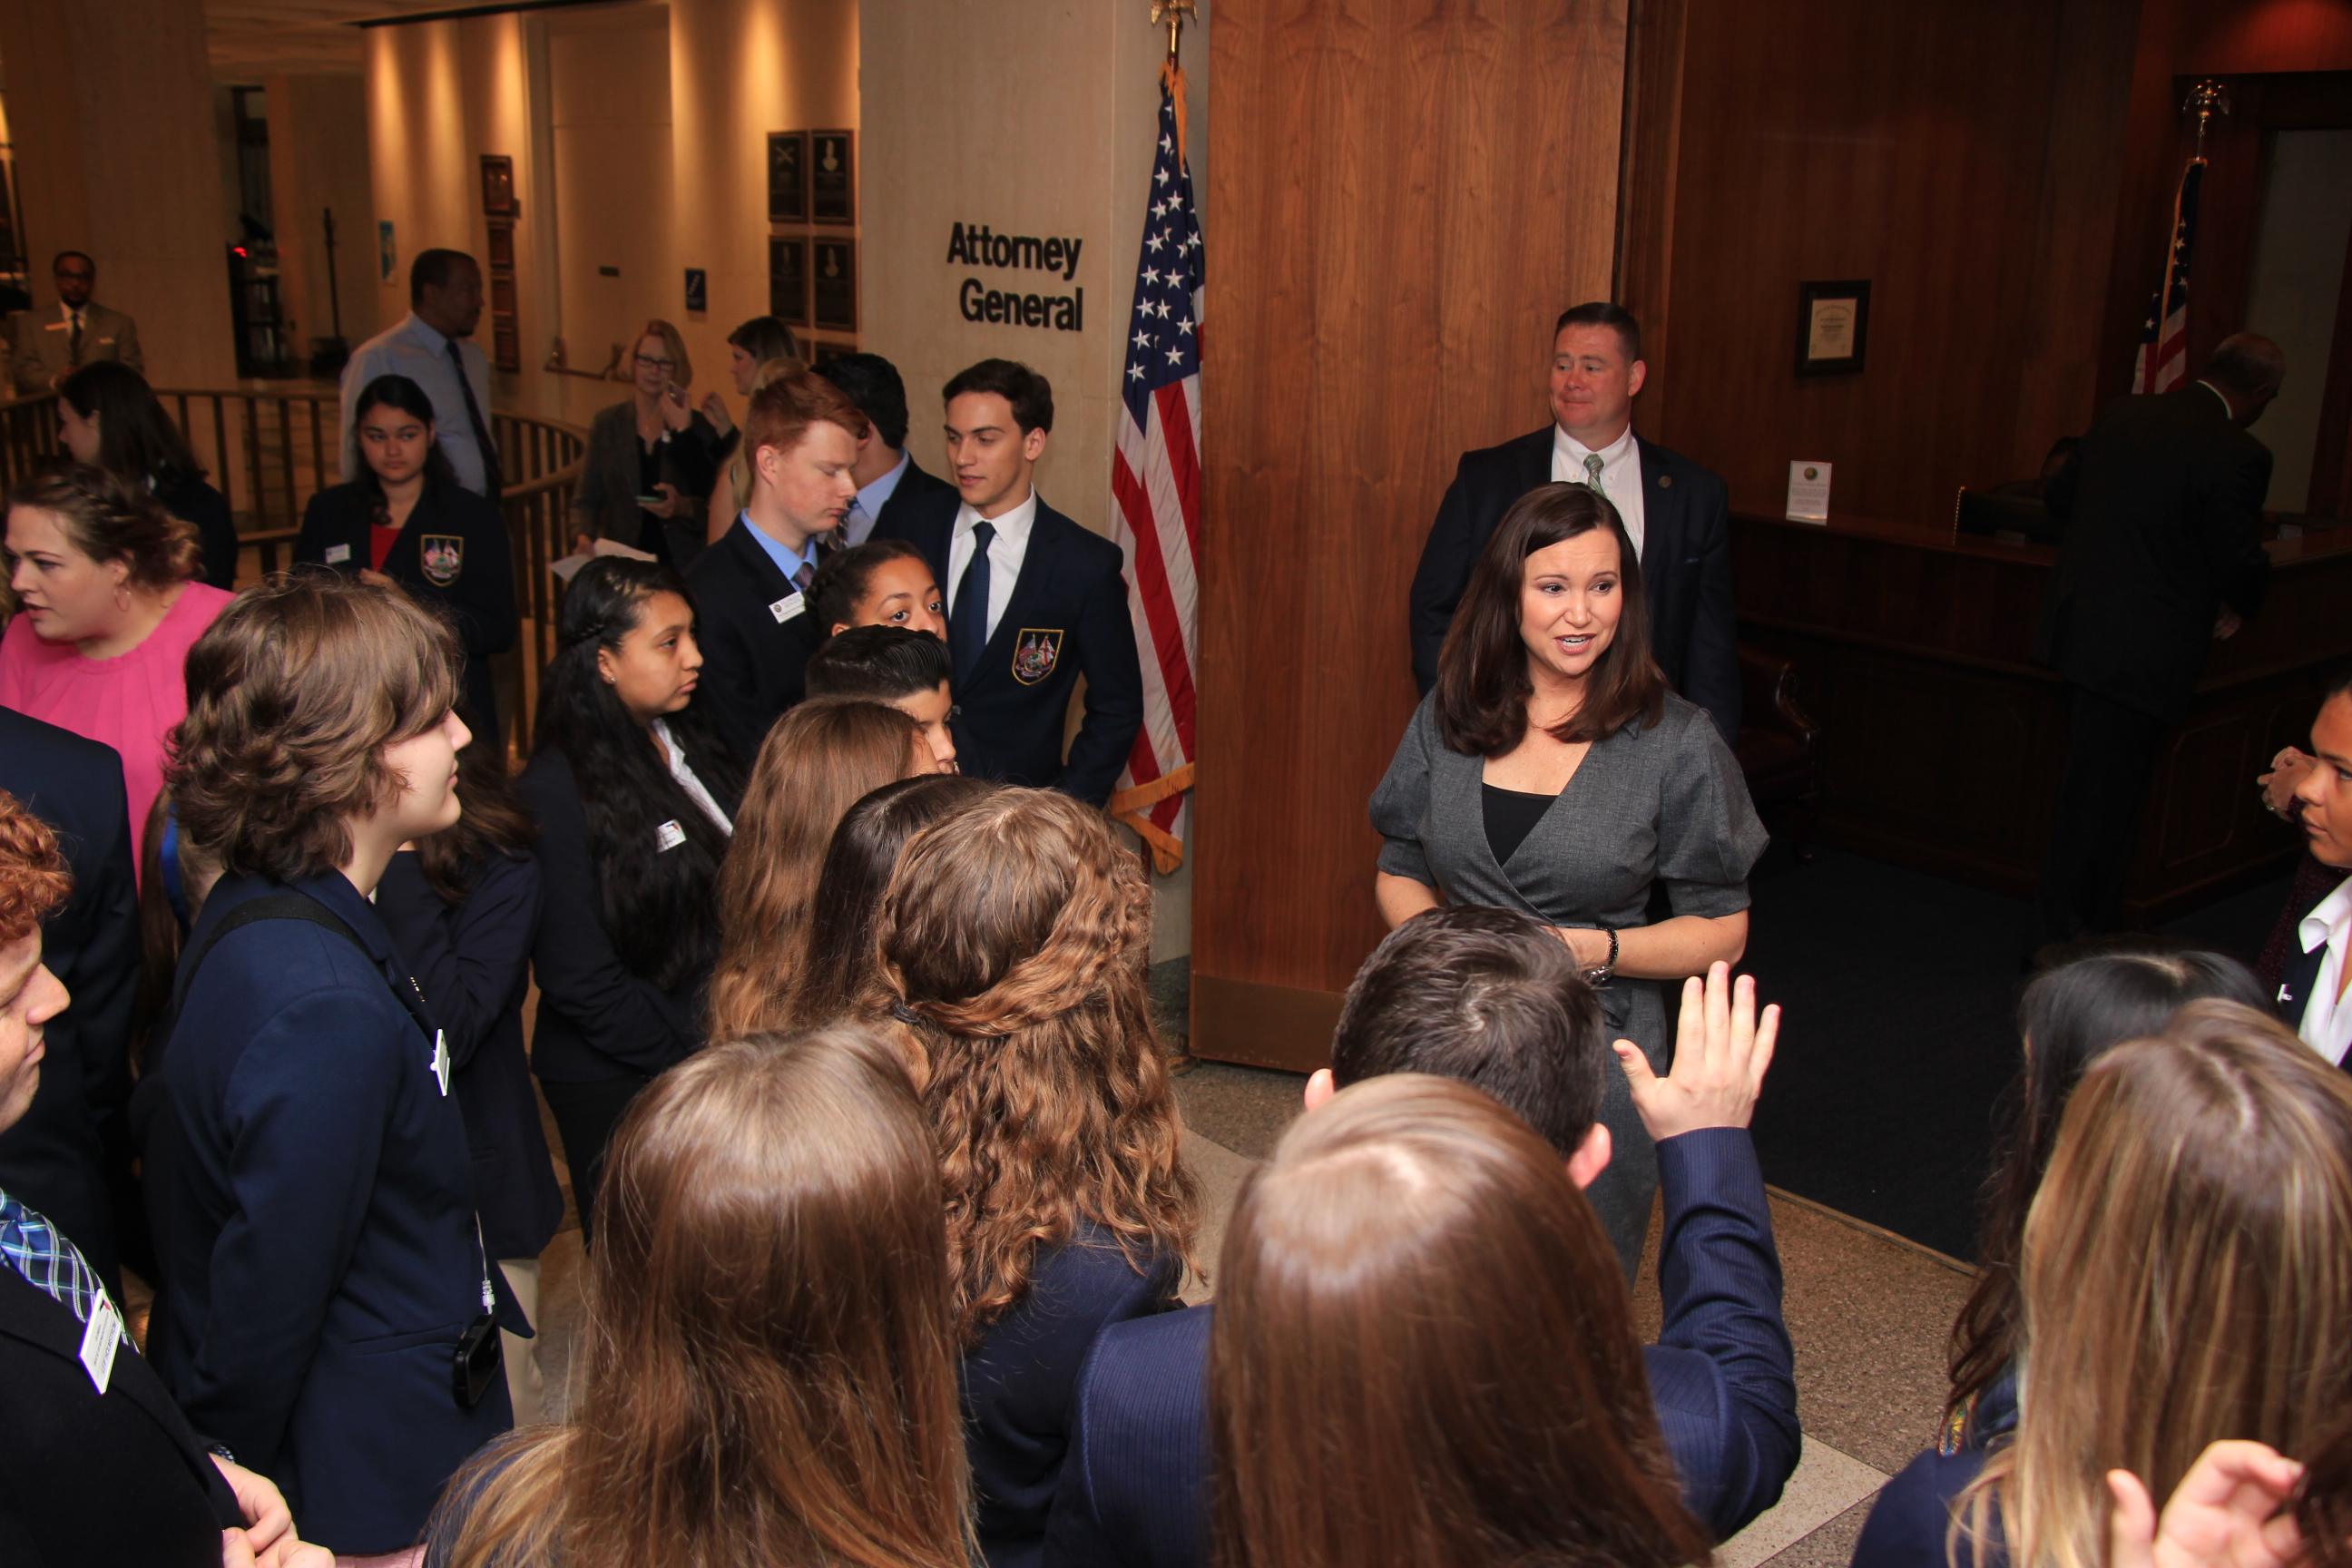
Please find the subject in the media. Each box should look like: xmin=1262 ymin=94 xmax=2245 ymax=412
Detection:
xmin=528 ymin=1057 xmax=1974 ymax=1568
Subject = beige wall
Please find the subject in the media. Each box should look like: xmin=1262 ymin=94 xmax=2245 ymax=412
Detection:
xmin=266 ymin=74 xmax=382 ymax=362
xmin=0 ymin=0 xmax=238 ymax=387
xmin=858 ymin=0 xmax=1209 ymax=542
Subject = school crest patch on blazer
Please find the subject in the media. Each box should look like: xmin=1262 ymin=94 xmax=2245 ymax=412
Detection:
xmin=1012 ymin=629 xmax=1064 ymax=685
xmin=420 ymin=535 xmax=464 ymax=585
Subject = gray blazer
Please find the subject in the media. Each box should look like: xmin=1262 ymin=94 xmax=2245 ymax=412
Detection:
xmin=570 ymin=401 xmax=720 ymax=565
xmin=1369 ymin=689 xmax=1768 ymax=1275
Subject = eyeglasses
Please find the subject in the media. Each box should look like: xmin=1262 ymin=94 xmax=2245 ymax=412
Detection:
xmin=635 ymin=355 xmax=677 ymax=372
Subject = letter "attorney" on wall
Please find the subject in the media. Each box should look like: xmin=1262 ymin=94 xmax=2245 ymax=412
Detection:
xmin=948 ymin=221 xmax=1084 ymax=332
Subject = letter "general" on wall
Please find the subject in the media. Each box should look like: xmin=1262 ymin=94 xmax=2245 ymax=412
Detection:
xmin=959 ymin=276 xmax=1084 ymax=331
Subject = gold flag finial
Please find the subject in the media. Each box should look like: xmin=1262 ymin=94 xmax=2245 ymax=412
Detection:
xmin=1151 ymin=0 xmax=1196 ymax=63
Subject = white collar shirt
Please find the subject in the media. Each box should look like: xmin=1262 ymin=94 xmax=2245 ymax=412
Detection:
xmin=650 ymin=718 xmax=733 ymax=835
xmin=2296 ymin=873 xmax=2352 ymax=1067
xmin=841 ymin=448 xmax=911 ymax=548
xmin=58 ymin=303 xmax=84 ymax=331
xmin=335 ymin=312 xmax=495 ymax=495
xmin=1552 ymin=423 xmax=1647 ymax=559
xmin=947 ymin=488 xmax=1039 ymax=647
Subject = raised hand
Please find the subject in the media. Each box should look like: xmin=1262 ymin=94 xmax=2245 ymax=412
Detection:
xmin=2106 ymin=1442 xmax=2307 ymax=1568
xmin=1612 ymin=960 xmax=1779 ymax=1141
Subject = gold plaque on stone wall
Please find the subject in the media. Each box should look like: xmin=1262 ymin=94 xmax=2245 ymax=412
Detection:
xmin=768 ymin=132 xmax=808 ymax=223
xmin=813 ymin=239 xmax=857 ymax=331
xmin=811 ymin=131 xmax=855 ymax=225
xmin=769 ymin=238 xmax=809 ymax=327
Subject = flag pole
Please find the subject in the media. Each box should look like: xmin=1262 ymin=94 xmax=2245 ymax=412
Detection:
xmin=1151 ymin=0 xmax=1197 ymax=155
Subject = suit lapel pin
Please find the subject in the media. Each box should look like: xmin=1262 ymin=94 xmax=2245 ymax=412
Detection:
xmin=1658 ymin=474 xmax=1673 ymax=487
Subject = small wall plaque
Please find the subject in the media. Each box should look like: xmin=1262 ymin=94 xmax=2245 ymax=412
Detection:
xmin=1796 ymin=280 xmax=1869 ymax=376
xmin=479 ymin=154 xmax=517 ymax=218
xmin=813 ymin=239 xmax=857 ymax=331
xmin=811 ymin=131 xmax=855 ymax=225
xmin=769 ymin=238 xmax=809 ymax=327
xmin=767 ymin=132 xmax=808 ymax=223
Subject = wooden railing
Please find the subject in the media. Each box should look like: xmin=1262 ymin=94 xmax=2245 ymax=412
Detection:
xmin=0 ymin=388 xmax=585 ymax=751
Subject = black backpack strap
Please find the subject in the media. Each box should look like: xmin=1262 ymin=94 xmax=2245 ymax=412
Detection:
xmin=171 ymin=892 xmax=436 ymax=1041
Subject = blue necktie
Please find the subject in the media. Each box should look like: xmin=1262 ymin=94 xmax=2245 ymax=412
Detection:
xmin=951 ymin=520 xmax=995 ymax=682
xmin=0 ymin=1188 xmax=107 ymax=1327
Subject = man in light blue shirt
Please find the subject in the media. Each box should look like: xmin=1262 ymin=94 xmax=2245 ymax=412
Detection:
xmin=337 ymin=250 xmax=501 ymax=498
xmin=815 ymin=352 xmax=957 ymax=545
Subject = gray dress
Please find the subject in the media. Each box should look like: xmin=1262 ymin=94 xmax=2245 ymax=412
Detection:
xmin=1369 ymin=690 xmax=1769 ymax=1277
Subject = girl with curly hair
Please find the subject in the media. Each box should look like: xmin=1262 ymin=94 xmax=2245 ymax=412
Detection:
xmin=859 ymin=786 xmax=1198 ymax=1568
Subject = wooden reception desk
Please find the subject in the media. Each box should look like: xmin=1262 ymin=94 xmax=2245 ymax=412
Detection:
xmin=1733 ymin=511 xmax=2352 ymax=925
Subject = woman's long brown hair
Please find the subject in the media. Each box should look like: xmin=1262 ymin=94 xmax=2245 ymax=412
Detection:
xmin=1210 ymin=1074 xmax=1711 ymax=1568
xmin=1432 ymin=481 xmax=1666 ymax=757
xmin=709 ymin=699 xmax=925 ymax=1041
xmin=428 ymin=1028 xmax=972 ymax=1568
xmin=859 ymin=787 xmax=1198 ymax=1343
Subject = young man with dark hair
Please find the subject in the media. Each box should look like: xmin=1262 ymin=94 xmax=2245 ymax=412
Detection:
xmin=1041 ymin=907 xmax=1800 ymax=1567
xmin=872 ymin=358 xmax=1142 ymax=806
xmin=1407 ymin=301 xmax=1740 ymax=741
xmin=335 ymin=248 xmax=499 ymax=497
xmin=813 ymin=352 xmax=956 ymax=545
xmin=803 ymin=624 xmax=957 ymax=773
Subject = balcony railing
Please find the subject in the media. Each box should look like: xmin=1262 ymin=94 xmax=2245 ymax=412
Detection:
xmin=0 ymin=388 xmax=585 ymax=752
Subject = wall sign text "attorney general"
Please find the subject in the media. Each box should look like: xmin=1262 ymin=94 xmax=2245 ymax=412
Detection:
xmin=947 ymin=221 xmax=1085 ymax=332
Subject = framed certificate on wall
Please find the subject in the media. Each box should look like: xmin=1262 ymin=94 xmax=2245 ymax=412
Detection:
xmin=811 ymin=130 xmax=855 ymax=225
xmin=813 ymin=239 xmax=857 ymax=331
xmin=767 ymin=132 xmax=808 ymax=223
xmin=1796 ymin=279 xmax=1870 ymax=376
xmin=769 ymin=238 xmax=809 ymax=327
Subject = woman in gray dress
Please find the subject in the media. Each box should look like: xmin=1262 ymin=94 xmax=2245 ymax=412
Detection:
xmin=1370 ymin=481 xmax=1767 ymax=1277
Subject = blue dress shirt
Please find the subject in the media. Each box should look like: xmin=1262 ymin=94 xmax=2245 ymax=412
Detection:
xmin=739 ymin=512 xmax=821 ymax=586
xmin=844 ymin=448 xmax=912 ymax=546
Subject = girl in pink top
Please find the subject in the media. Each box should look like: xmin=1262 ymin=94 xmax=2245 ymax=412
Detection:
xmin=2 ymin=465 xmax=235 ymax=885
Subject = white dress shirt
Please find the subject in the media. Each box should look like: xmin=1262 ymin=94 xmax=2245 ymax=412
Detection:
xmin=651 ymin=718 xmax=734 ymax=834
xmin=1552 ymin=423 xmax=1647 ymax=559
xmin=946 ymin=488 xmax=1039 ymax=645
xmin=337 ymin=313 xmax=497 ymax=495
xmin=2296 ymin=872 xmax=2352 ymax=1067
xmin=841 ymin=448 xmax=912 ymax=547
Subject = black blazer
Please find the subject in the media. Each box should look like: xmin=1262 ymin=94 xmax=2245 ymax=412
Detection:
xmin=573 ymin=402 xmax=721 ymax=569
xmin=873 ymin=451 xmax=958 ymax=533
xmin=514 ymin=747 xmax=719 ymax=1085
xmin=296 ymin=477 xmax=519 ymax=731
xmin=0 ymin=707 xmax=141 ymax=1301
xmin=2034 ymin=387 xmax=2271 ymax=725
xmin=162 ymin=477 xmax=239 ymax=591
xmin=2275 ymin=868 xmax=2348 ymax=1062
xmin=0 ymin=1264 xmax=243 ymax=1565
xmin=964 ymin=1228 xmax=1182 ymax=1568
xmin=1041 ymin=1130 xmax=1799 ymax=1567
xmin=373 ymin=849 xmax=565 ymax=1259
xmin=1406 ymin=427 xmax=1741 ymax=741
xmin=148 ymin=869 xmax=517 ymax=1554
xmin=681 ymin=517 xmax=826 ymax=765
xmin=875 ymin=491 xmax=1145 ymax=806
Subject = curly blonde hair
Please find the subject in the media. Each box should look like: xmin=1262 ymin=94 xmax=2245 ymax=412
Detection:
xmin=858 ymin=788 xmax=1197 ymax=1342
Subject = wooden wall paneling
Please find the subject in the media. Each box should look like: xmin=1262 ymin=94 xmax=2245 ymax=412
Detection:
xmin=2306 ymin=207 xmax=2352 ymax=517
xmin=1193 ymin=0 xmax=1628 ymax=1071
xmin=1658 ymin=0 xmax=2068 ymax=527
xmin=1613 ymin=0 xmax=1688 ymax=446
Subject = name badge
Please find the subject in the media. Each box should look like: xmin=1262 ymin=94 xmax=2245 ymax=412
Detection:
xmin=430 ymin=1029 xmax=451 ymax=1097
xmin=769 ymin=593 xmax=806 ymax=623
xmin=325 ymin=543 xmax=352 ymax=564
xmin=656 ymin=819 xmax=687 ymax=852
xmin=80 ymin=1294 xmax=123 ymax=1395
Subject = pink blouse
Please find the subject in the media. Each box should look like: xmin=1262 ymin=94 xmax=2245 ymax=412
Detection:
xmin=0 ymin=583 xmax=234 ymax=884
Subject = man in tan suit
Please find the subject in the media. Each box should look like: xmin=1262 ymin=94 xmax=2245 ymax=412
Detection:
xmin=10 ymin=252 xmax=142 ymax=394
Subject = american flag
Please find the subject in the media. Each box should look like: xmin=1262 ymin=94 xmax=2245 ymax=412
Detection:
xmin=1108 ymin=83 xmax=1202 ymax=873
xmin=2132 ymin=159 xmax=2205 ymax=394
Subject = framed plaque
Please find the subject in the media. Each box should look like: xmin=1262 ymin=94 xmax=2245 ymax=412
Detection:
xmin=684 ymin=267 xmax=707 ymax=314
xmin=812 ymin=239 xmax=857 ymax=331
xmin=811 ymin=130 xmax=855 ymax=225
xmin=769 ymin=238 xmax=809 ymax=327
xmin=767 ymin=131 xmax=808 ymax=223
xmin=485 ymin=224 xmax=515 ymax=271
xmin=479 ymin=154 xmax=517 ymax=218
xmin=493 ymin=321 xmax=521 ymax=374
xmin=1796 ymin=279 xmax=1870 ymax=376
xmin=489 ymin=275 xmax=519 ymax=318
xmin=811 ymin=339 xmax=856 ymax=368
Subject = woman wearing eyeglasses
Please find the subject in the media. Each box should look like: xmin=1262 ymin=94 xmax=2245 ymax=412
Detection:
xmin=569 ymin=318 xmax=720 ymax=571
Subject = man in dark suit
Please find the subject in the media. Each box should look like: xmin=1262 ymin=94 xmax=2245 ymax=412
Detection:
xmin=814 ymin=351 xmax=959 ymax=545
xmin=0 ymin=707 xmax=140 ymax=1302
xmin=682 ymin=368 xmax=874 ymax=763
xmin=0 ymin=790 xmax=322 ymax=1565
xmin=1040 ymin=911 xmax=1798 ymax=1567
xmin=2275 ymin=670 xmax=2350 ymax=1063
xmin=1409 ymin=303 xmax=1740 ymax=740
xmin=875 ymin=359 xmax=1142 ymax=806
xmin=2031 ymin=335 xmax=2283 ymax=946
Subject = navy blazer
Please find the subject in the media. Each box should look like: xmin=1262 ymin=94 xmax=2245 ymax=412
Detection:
xmin=1853 ymin=1447 xmax=1998 ymax=1568
xmin=965 ymin=1226 xmax=1183 ymax=1568
xmin=681 ymin=516 xmax=826 ymax=765
xmin=373 ymin=849 xmax=565 ymax=1260
xmin=874 ymin=491 xmax=1144 ymax=806
xmin=0 ymin=706 xmax=141 ymax=1300
xmin=1406 ymin=427 xmax=1740 ymax=742
xmin=295 ymin=477 xmax=519 ymax=732
xmin=1041 ymin=1129 xmax=1798 ymax=1568
xmin=147 ymin=870 xmax=514 ymax=1555
xmin=874 ymin=452 xmax=958 ymax=532
xmin=514 ymin=747 xmax=713 ymax=1085
xmin=0 ymin=1260 xmax=244 ymax=1564
xmin=2274 ymin=868 xmax=2347 ymax=1054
